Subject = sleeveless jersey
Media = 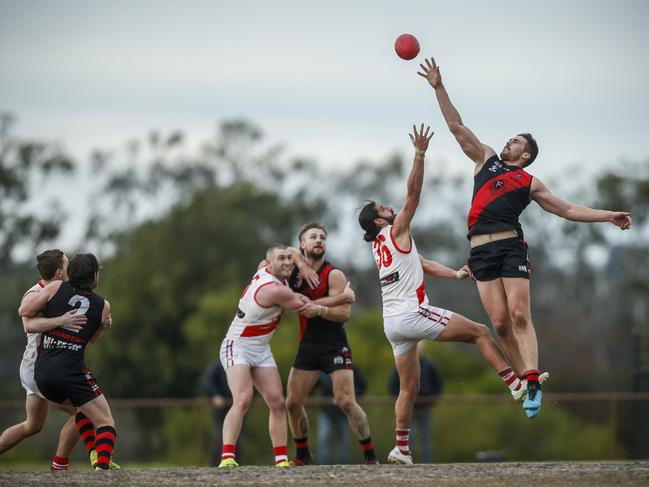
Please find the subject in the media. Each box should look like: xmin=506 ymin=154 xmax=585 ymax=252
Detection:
xmin=21 ymin=281 xmax=46 ymax=370
xmin=225 ymin=267 xmax=285 ymax=344
xmin=372 ymin=225 xmax=429 ymax=318
xmin=37 ymin=282 xmax=106 ymax=369
xmin=289 ymin=261 xmax=346 ymax=344
xmin=468 ymin=155 xmax=533 ymax=239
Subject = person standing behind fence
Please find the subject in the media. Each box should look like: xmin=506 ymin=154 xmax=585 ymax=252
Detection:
xmin=316 ymin=365 xmax=367 ymax=465
xmin=389 ymin=341 xmax=442 ymax=463
xmin=201 ymin=360 xmax=241 ymax=466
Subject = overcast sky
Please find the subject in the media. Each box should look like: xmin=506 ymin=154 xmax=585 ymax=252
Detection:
xmin=2 ymin=0 xmax=648 ymax=184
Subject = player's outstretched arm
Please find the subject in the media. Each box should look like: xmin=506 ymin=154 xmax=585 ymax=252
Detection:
xmin=18 ymin=281 xmax=62 ymax=317
xmin=392 ymin=124 xmax=433 ymax=246
xmin=418 ymin=57 xmax=495 ymax=167
xmin=419 ymin=255 xmax=473 ymax=280
xmin=531 ymin=178 xmax=632 ymax=229
xmin=23 ymin=310 xmax=87 ymax=333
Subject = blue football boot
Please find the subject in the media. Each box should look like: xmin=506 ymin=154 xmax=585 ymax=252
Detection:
xmin=523 ymin=382 xmax=542 ymax=419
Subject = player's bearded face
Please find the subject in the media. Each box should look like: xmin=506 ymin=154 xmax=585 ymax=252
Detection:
xmin=302 ymin=230 xmax=326 ymax=259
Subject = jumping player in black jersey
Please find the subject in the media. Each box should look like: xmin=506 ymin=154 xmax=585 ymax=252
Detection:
xmin=18 ymin=253 xmax=118 ymax=469
xmin=285 ymin=223 xmax=377 ymax=465
xmin=418 ymin=57 xmax=632 ymax=418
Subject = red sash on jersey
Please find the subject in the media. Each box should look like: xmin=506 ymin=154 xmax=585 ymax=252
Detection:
xmin=240 ymin=316 xmax=281 ymax=337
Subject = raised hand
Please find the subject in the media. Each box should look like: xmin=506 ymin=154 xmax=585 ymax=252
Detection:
xmin=409 ymin=123 xmax=434 ymax=153
xmin=610 ymin=212 xmax=632 ymax=230
xmin=417 ymin=57 xmax=441 ymax=89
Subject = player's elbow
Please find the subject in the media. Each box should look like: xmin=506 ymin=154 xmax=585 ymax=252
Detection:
xmin=23 ymin=321 xmax=37 ymax=333
xmin=18 ymin=305 xmax=32 ymax=318
xmin=448 ymin=121 xmax=463 ymax=134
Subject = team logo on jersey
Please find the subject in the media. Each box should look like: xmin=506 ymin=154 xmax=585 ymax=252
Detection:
xmin=489 ymin=160 xmax=503 ymax=173
xmin=494 ymin=180 xmax=505 ymax=189
xmin=380 ymin=271 xmax=400 ymax=287
xmin=236 ymin=308 xmax=245 ymax=319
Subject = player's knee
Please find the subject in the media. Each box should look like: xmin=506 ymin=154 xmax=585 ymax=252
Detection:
xmin=285 ymin=395 xmax=302 ymax=414
xmin=232 ymin=391 xmax=253 ymax=411
xmin=399 ymin=380 xmax=420 ymax=397
xmin=267 ymin=394 xmax=286 ymax=412
xmin=23 ymin=420 xmax=44 ymax=436
xmin=470 ymin=323 xmax=491 ymax=342
xmin=334 ymin=394 xmax=355 ymax=413
xmin=510 ymin=308 xmax=531 ymax=328
xmin=491 ymin=317 xmax=512 ymax=338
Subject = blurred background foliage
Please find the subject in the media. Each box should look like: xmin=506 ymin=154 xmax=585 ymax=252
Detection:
xmin=1 ymin=111 xmax=648 ymax=465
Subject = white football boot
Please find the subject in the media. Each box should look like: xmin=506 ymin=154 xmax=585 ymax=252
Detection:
xmin=387 ymin=446 xmax=413 ymax=465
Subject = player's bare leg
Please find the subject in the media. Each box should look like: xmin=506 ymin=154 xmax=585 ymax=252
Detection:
xmin=285 ymin=368 xmax=319 ymax=440
xmin=0 ymin=394 xmax=48 ymax=454
xmin=389 ymin=346 xmax=419 ymax=464
xmin=502 ymin=277 xmax=542 ymax=418
xmin=330 ymin=369 xmax=367 ymax=438
xmin=501 ymin=278 xmax=538 ymax=371
xmin=436 ymin=313 xmax=509 ymax=371
xmin=222 ymin=365 xmax=253 ymax=447
xmin=252 ymin=366 xmax=289 ymax=465
xmin=331 ymin=369 xmax=377 ymax=464
xmin=285 ymin=367 xmax=319 ymax=464
xmin=52 ymin=406 xmax=79 ymax=459
xmin=476 ymin=279 xmax=526 ymax=375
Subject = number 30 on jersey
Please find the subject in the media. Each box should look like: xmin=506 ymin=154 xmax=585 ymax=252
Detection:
xmin=373 ymin=234 xmax=393 ymax=270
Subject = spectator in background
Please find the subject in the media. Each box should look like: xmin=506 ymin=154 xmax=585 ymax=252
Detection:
xmin=316 ymin=365 xmax=367 ymax=464
xmin=201 ymin=361 xmax=235 ymax=466
xmin=389 ymin=341 xmax=442 ymax=463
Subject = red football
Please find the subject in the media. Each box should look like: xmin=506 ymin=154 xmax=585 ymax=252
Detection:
xmin=395 ymin=33 xmax=420 ymax=60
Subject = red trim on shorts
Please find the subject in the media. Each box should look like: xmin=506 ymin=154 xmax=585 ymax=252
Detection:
xmin=389 ymin=226 xmax=412 ymax=254
xmin=253 ymin=282 xmax=279 ymax=308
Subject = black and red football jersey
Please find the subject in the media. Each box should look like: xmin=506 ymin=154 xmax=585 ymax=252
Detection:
xmin=468 ymin=155 xmax=533 ymax=239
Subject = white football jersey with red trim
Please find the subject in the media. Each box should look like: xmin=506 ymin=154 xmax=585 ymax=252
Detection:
xmin=225 ymin=267 xmax=284 ymax=343
xmin=21 ymin=281 xmax=45 ymax=370
xmin=372 ymin=225 xmax=429 ymax=317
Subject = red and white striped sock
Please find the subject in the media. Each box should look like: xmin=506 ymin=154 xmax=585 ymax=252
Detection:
xmin=395 ymin=428 xmax=410 ymax=456
xmin=273 ymin=446 xmax=288 ymax=464
xmin=50 ymin=455 xmax=69 ymax=472
xmin=498 ymin=367 xmax=524 ymax=393
xmin=221 ymin=444 xmax=236 ymax=462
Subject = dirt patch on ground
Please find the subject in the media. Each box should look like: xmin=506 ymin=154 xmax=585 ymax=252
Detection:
xmin=1 ymin=462 xmax=648 ymax=487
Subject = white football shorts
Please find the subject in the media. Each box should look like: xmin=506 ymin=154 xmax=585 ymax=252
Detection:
xmin=19 ymin=358 xmax=45 ymax=398
xmin=383 ymin=304 xmax=453 ymax=356
xmin=219 ymin=337 xmax=277 ymax=369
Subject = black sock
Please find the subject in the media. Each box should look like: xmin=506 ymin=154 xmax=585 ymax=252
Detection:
xmin=360 ymin=436 xmax=376 ymax=461
xmin=294 ymin=437 xmax=310 ymax=459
